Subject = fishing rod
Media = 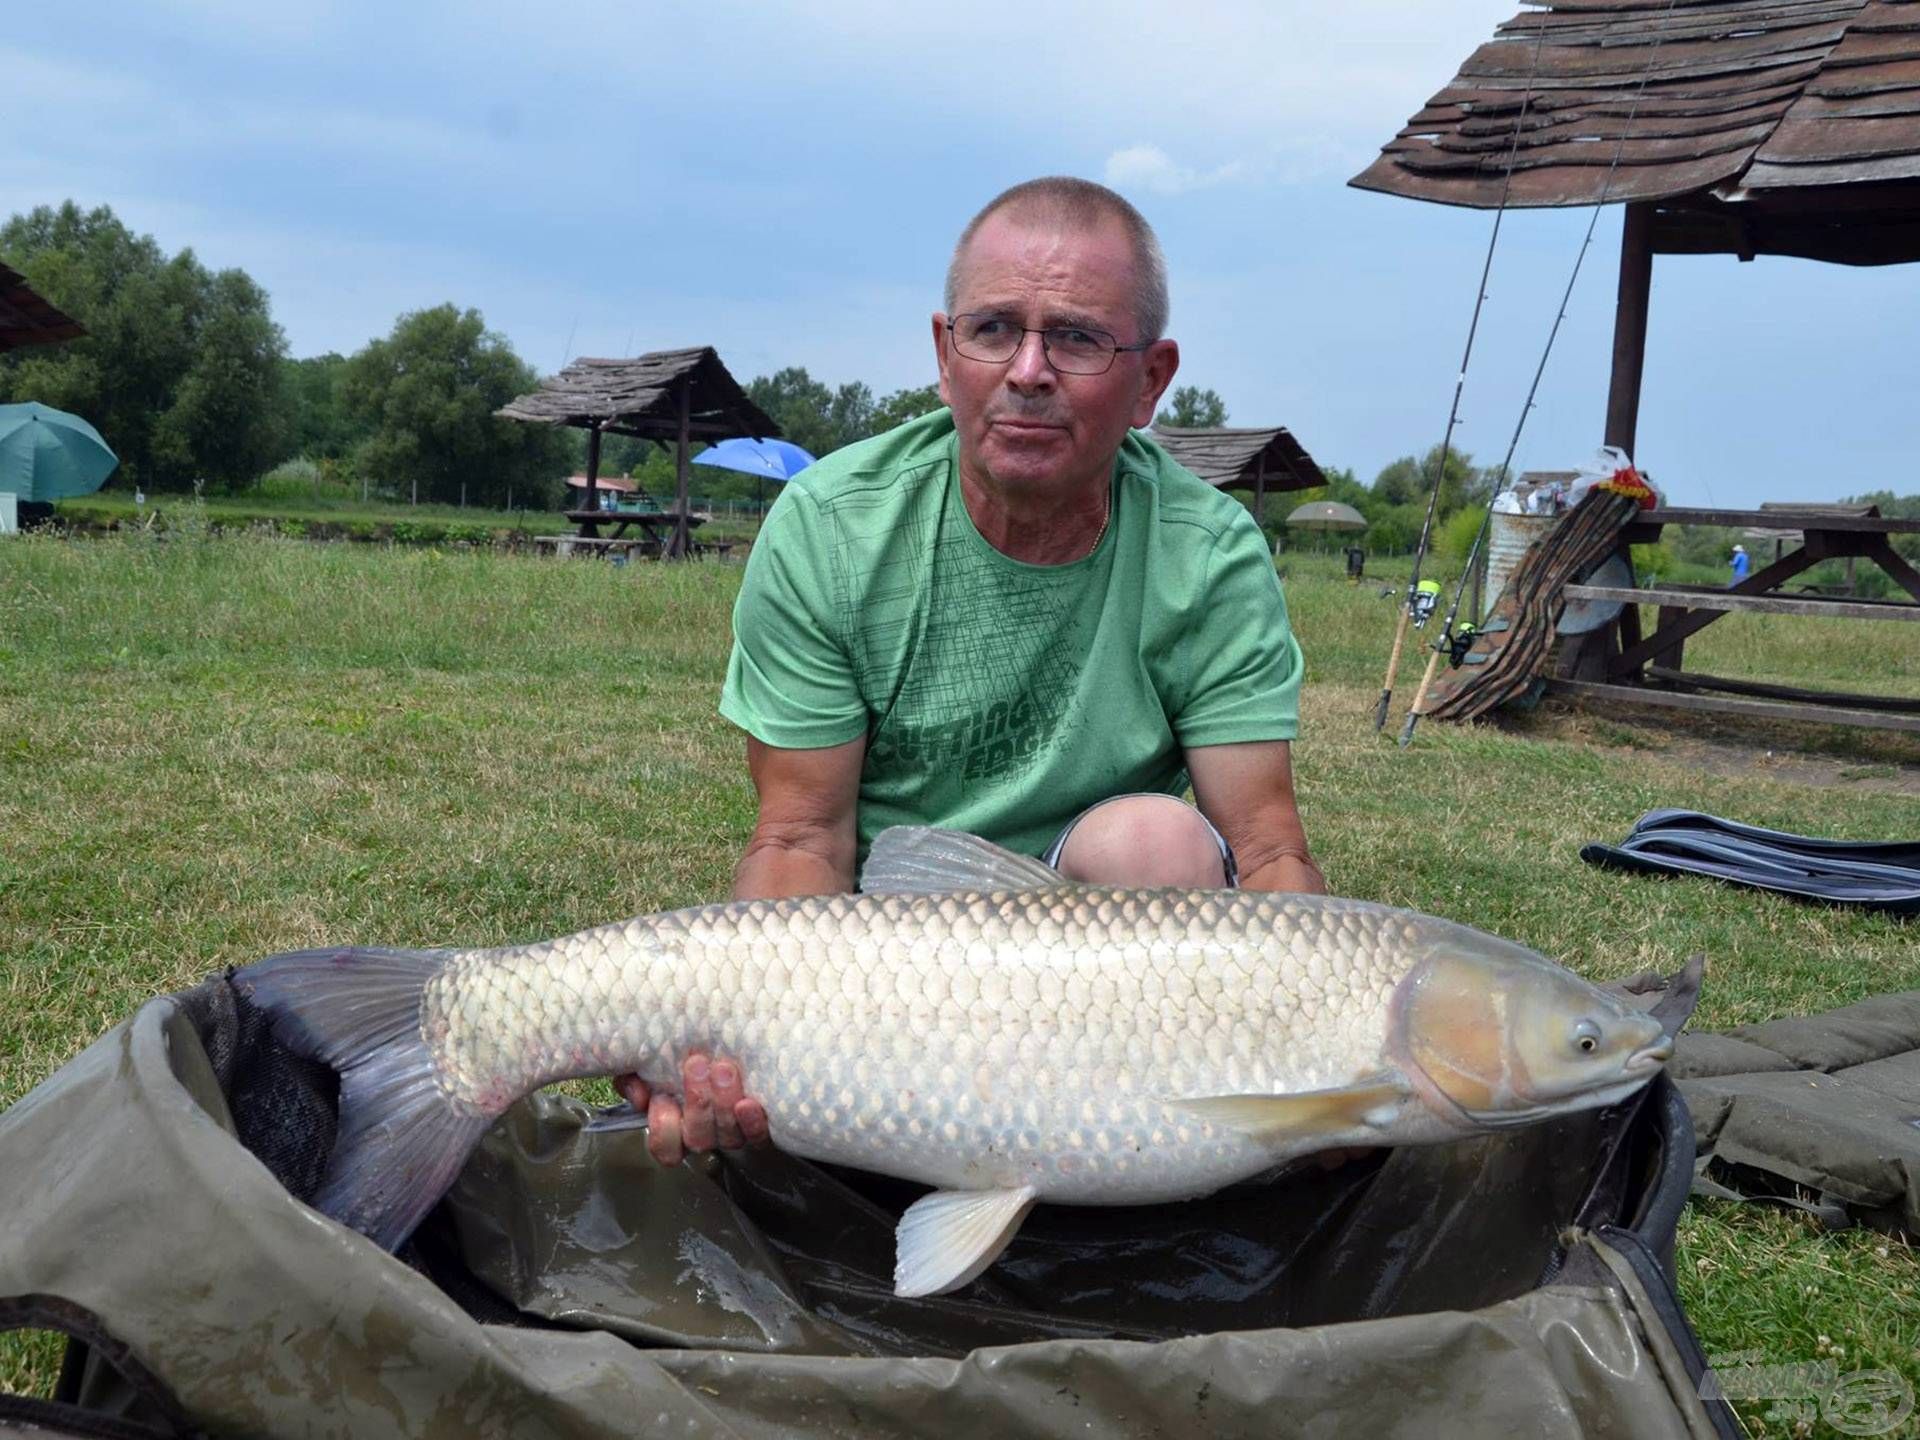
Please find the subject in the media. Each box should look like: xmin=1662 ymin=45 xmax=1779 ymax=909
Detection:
xmin=1398 ymin=0 xmax=1683 ymax=749
xmin=1373 ymin=21 xmax=1547 ymax=733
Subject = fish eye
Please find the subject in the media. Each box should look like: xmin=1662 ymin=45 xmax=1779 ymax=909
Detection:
xmin=1573 ymin=1019 xmax=1602 ymax=1054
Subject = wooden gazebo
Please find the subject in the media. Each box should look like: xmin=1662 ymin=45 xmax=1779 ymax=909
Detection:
xmin=1151 ymin=425 xmax=1325 ymax=522
xmin=498 ymin=347 xmax=778 ymax=557
xmin=1352 ymin=0 xmax=1920 ymax=462
xmin=0 ymin=263 xmax=86 ymax=352
xmin=1352 ymin=0 xmax=1920 ymax=733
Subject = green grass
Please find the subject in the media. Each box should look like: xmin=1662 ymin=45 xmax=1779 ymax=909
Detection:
xmin=3 ymin=533 xmax=1919 ymax=1433
xmin=52 ymin=491 xmax=767 ymax=545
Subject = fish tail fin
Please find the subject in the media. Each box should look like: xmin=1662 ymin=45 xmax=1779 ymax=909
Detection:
xmin=233 ymin=946 xmax=491 ymax=1250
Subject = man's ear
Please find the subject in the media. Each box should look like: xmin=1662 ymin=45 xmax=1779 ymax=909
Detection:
xmin=931 ymin=313 xmax=954 ymax=408
xmin=1130 ymin=338 xmax=1180 ymax=429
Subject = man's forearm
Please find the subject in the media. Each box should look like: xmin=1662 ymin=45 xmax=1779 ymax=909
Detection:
xmin=731 ymin=834 xmax=857 ymax=901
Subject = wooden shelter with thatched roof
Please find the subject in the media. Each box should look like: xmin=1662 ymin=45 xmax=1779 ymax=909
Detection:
xmin=0 ymin=262 xmax=86 ymax=352
xmin=1352 ymin=0 xmax=1920 ymax=459
xmin=1353 ymin=0 xmax=1920 ymax=733
xmin=1151 ymin=425 xmax=1325 ymax=522
xmin=497 ymin=347 xmax=778 ymax=557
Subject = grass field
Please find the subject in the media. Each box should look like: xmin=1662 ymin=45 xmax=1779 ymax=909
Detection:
xmin=3 ymin=531 xmax=1918 ymax=1433
xmin=54 ymin=489 xmax=768 ymax=545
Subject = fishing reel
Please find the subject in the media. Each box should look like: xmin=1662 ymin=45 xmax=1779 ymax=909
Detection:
xmin=1410 ymin=580 xmax=1442 ymax=629
xmin=1445 ymin=621 xmax=1479 ymax=668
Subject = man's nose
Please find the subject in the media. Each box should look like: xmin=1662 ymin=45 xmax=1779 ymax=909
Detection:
xmin=1004 ymin=328 xmax=1056 ymax=390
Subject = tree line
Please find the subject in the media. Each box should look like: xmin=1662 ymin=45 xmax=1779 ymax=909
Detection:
xmin=0 ymin=199 xmax=1521 ymax=532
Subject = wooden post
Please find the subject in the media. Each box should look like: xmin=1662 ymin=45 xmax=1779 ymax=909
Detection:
xmin=1604 ymin=202 xmax=1656 ymax=458
xmin=673 ymin=382 xmax=692 ymax=559
xmin=585 ymin=423 xmax=603 ymax=509
xmin=1253 ymin=457 xmax=1267 ymax=526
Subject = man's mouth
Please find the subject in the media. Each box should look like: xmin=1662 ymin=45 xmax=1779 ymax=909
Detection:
xmin=989 ymin=417 xmax=1066 ymax=437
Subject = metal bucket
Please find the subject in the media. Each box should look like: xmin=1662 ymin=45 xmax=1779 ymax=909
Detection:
xmin=1485 ymin=510 xmax=1560 ymax=609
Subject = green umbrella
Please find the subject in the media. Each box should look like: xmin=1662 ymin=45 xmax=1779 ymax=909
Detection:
xmin=0 ymin=401 xmax=119 ymax=501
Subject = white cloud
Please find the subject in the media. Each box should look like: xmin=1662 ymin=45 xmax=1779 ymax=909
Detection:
xmin=1103 ymin=146 xmax=1246 ymax=197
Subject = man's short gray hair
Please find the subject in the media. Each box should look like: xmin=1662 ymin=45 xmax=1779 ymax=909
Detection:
xmin=944 ymin=177 xmax=1170 ymax=343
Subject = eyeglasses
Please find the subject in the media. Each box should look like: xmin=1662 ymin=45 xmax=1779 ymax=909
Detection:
xmin=945 ymin=313 xmax=1153 ymax=376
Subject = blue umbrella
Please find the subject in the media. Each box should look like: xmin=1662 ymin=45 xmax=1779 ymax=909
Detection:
xmin=0 ymin=402 xmax=119 ymax=501
xmin=691 ymin=436 xmax=816 ymax=481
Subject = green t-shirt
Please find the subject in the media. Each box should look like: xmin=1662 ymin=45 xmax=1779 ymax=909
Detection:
xmin=720 ymin=409 xmax=1303 ymax=860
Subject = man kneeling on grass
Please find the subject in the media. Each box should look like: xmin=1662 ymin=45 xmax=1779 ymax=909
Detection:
xmin=617 ymin=175 xmax=1325 ymax=1162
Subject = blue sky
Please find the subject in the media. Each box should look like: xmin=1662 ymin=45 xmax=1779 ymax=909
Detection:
xmin=5 ymin=1 xmax=1916 ymax=507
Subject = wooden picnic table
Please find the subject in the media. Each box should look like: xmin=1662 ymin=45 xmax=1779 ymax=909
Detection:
xmin=565 ymin=507 xmax=703 ymax=542
xmin=1547 ymin=505 xmax=1920 ymax=732
xmin=562 ymin=505 xmax=709 ymax=558
xmin=542 ymin=507 xmax=736 ymax=561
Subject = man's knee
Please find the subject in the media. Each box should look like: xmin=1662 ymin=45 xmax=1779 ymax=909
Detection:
xmin=1051 ymin=795 xmax=1230 ymax=888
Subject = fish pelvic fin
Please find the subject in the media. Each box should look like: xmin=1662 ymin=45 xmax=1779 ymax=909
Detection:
xmin=861 ymin=827 xmax=1062 ymax=896
xmin=231 ymin=946 xmax=490 ymax=1252
xmin=893 ymin=1185 xmax=1038 ymax=1298
xmin=1171 ymin=1077 xmax=1410 ymax=1141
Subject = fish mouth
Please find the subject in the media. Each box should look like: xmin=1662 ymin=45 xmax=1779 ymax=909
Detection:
xmin=1624 ymin=1037 xmax=1674 ymax=1075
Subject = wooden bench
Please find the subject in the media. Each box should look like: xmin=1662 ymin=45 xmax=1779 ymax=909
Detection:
xmin=532 ymin=534 xmax=657 ymax=559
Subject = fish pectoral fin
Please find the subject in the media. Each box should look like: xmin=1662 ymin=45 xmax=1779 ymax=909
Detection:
xmin=893 ymin=1185 xmax=1038 ymax=1298
xmin=1172 ymin=1077 xmax=1410 ymax=1139
xmin=861 ymin=827 xmax=1062 ymax=896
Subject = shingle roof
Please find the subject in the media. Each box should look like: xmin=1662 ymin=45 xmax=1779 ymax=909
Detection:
xmin=1150 ymin=425 xmax=1325 ymax=493
xmin=0 ymin=262 xmax=86 ymax=352
xmin=497 ymin=347 xmax=779 ymax=439
xmin=1351 ymin=0 xmax=1920 ymax=264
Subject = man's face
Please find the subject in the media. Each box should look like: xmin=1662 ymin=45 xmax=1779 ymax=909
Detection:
xmin=934 ymin=210 xmax=1178 ymax=501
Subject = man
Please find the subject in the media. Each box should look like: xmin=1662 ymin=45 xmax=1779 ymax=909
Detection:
xmin=1730 ymin=543 xmax=1750 ymax=586
xmin=618 ymin=177 xmax=1322 ymax=1162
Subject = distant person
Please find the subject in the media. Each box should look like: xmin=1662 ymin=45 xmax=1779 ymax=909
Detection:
xmin=1730 ymin=543 xmax=1750 ymax=586
xmin=619 ymin=175 xmax=1323 ymax=1163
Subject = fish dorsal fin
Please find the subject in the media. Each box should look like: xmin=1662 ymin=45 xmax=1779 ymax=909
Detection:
xmin=1171 ymin=1075 xmax=1410 ymax=1140
xmin=861 ymin=826 xmax=1061 ymax=896
xmin=894 ymin=1186 xmax=1038 ymax=1298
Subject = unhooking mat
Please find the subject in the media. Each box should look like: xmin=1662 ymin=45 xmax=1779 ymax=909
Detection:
xmin=1582 ymin=809 xmax=1920 ymax=916
xmin=1673 ymin=991 xmax=1920 ymax=1233
xmin=0 ymin=966 xmax=1742 ymax=1440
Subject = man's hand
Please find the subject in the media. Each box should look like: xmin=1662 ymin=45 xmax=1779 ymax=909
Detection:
xmin=613 ymin=1052 xmax=770 ymax=1167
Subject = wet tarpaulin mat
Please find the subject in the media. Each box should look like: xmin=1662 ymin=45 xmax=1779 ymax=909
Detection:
xmin=1581 ymin=809 xmax=1920 ymax=916
xmin=0 ymin=971 xmax=1740 ymax=1439
xmin=1673 ymin=990 xmax=1920 ymax=1235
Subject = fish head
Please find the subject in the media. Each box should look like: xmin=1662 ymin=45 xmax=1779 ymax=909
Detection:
xmin=1391 ymin=937 xmax=1672 ymax=1129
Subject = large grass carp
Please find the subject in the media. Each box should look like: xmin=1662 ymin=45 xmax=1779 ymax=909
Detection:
xmin=234 ymin=827 xmax=1672 ymax=1297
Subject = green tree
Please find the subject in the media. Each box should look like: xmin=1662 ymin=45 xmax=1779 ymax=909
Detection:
xmin=342 ymin=304 xmax=569 ymax=507
xmin=827 ymin=380 xmax=875 ymax=449
xmin=745 ymin=367 xmax=830 ymax=456
xmin=870 ymin=382 xmax=943 ymax=433
xmin=1370 ymin=456 xmax=1422 ymax=507
xmin=1155 ymin=385 xmax=1227 ymax=429
xmin=0 ymin=201 xmax=289 ymax=491
xmin=1370 ymin=444 xmax=1485 ymax=517
xmin=283 ymin=352 xmax=368 ymax=461
xmin=744 ymin=367 xmax=885 ymax=456
xmin=151 ymin=268 xmax=290 ymax=488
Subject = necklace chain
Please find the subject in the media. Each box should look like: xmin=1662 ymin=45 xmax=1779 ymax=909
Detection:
xmin=1079 ymin=485 xmax=1112 ymax=560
